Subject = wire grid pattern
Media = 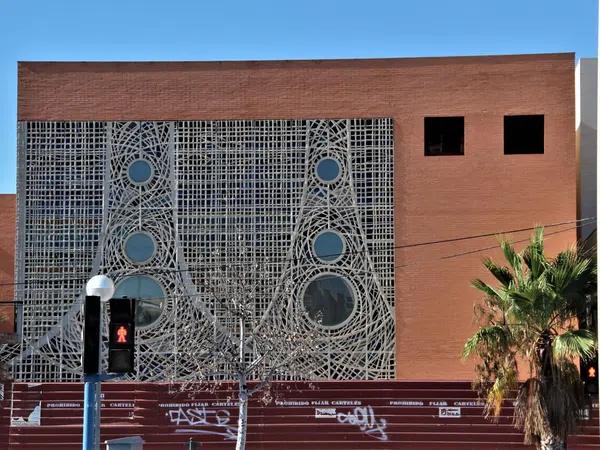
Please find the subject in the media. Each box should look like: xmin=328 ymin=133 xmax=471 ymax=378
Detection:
xmin=8 ymin=119 xmax=394 ymax=381
xmin=176 ymin=120 xmax=306 ymax=327
xmin=176 ymin=119 xmax=395 ymax=380
xmin=265 ymin=119 xmax=395 ymax=379
xmin=103 ymin=121 xmax=196 ymax=381
xmin=12 ymin=122 xmax=106 ymax=381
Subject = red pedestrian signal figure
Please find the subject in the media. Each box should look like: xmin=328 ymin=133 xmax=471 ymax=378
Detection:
xmin=108 ymin=298 xmax=135 ymax=374
xmin=117 ymin=325 xmax=128 ymax=344
xmin=589 ymin=366 xmax=596 ymax=379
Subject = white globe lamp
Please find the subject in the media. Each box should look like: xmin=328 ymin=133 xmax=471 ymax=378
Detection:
xmin=86 ymin=275 xmax=115 ymax=303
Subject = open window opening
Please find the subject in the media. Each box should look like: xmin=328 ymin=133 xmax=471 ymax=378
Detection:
xmin=424 ymin=117 xmax=464 ymax=156
xmin=504 ymin=115 xmax=544 ymax=154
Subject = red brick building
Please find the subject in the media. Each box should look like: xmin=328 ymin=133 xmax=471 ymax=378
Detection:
xmin=14 ymin=53 xmax=576 ymax=381
xmin=0 ymin=52 xmax=594 ymax=450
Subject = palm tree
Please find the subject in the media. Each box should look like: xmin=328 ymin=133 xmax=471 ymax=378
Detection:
xmin=463 ymin=228 xmax=597 ymax=450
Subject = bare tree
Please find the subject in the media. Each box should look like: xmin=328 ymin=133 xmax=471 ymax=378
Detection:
xmin=0 ymin=313 xmax=18 ymax=381
xmin=169 ymin=239 xmax=321 ymax=450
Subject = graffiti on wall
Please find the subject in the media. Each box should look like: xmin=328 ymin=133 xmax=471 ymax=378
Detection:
xmin=336 ymin=405 xmax=388 ymax=441
xmin=167 ymin=405 xmax=237 ymax=440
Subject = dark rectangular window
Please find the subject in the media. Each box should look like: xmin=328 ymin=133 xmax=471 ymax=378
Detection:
xmin=504 ymin=115 xmax=544 ymax=154
xmin=424 ymin=117 xmax=464 ymax=156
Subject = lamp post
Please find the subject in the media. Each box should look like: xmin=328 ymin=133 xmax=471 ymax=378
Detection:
xmin=83 ymin=275 xmax=115 ymax=450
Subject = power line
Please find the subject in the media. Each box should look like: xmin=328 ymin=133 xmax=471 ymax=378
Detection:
xmin=446 ymin=223 xmax=586 ymax=259
xmin=0 ymin=217 xmax=594 ymax=288
xmin=438 ymin=225 xmax=579 ymax=260
xmin=145 ymin=222 xmax=598 ymax=303
xmin=67 ymin=223 xmax=596 ymax=305
xmin=394 ymin=218 xmax=593 ymax=250
xmin=0 ymin=216 xmax=594 ymax=288
xmin=0 ymin=223 xmax=590 ymax=306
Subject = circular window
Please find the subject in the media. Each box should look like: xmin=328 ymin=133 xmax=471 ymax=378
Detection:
xmin=128 ymin=159 xmax=153 ymax=184
xmin=313 ymin=230 xmax=345 ymax=263
xmin=124 ymin=232 xmax=156 ymax=264
xmin=315 ymin=157 xmax=341 ymax=184
xmin=302 ymin=273 xmax=355 ymax=328
xmin=114 ymin=275 xmax=165 ymax=327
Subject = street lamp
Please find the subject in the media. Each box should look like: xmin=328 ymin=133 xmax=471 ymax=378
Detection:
xmin=83 ymin=275 xmax=115 ymax=450
xmin=86 ymin=275 xmax=115 ymax=303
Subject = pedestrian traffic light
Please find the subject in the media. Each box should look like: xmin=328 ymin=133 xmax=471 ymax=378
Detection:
xmin=82 ymin=295 xmax=101 ymax=375
xmin=108 ymin=297 xmax=136 ymax=374
xmin=581 ymin=357 xmax=598 ymax=395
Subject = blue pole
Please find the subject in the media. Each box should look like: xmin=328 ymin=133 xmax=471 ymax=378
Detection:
xmin=94 ymin=382 xmax=102 ymax=449
xmin=83 ymin=373 xmax=119 ymax=450
xmin=82 ymin=375 xmax=97 ymax=450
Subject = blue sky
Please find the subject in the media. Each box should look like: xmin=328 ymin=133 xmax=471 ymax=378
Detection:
xmin=0 ymin=0 xmax=597 ymax=193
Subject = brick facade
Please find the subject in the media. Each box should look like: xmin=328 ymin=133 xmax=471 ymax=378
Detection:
xmin=17 ymin=54 xmax=576 ymax=380
xmin=0 ymin=194 xmax=15 ymax=334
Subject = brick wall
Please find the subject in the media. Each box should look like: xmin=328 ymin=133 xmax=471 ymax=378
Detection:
xmin=0 ymin=194 xmax=15 ymax=334
xmin=17 ymin=54 xmax=577 ymax=380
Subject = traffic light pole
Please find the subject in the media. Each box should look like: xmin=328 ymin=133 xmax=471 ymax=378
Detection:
xmin=82 ymin=296 xmax=136 ymax=449
xmin=82 ymin=294 xmax=102 ymax=450
xmin=82 ymin=373 xmax=120 ymax=450
xmin=82 ymin=286 xmax=135 ymax=450
xmin=83 ymin=295 xmax=103 ymax=450
xmin=82 ymin=374 xmax=100 ymax=450
xmin=82 ymin=276 xmax=117 ymax=450
xmin=82 ymin=295 xmax=121 ymax=450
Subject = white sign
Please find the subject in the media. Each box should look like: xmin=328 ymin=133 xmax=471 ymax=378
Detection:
xmin=315 ymin=407 xmax=336 ymax=418
xmin=11 ymin=404 xmax=41 ymax=427
xmin=439 ymin=407 xmax=461 ymax=418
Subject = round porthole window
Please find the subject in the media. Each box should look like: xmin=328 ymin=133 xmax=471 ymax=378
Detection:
xmin=114 ymin=275 xmax=165 ymax=327
xmin=313 ymin=230 xmax=345 ymax=263
xmin=302 ymin=273 xmax=355 ymax=328
xmin=128 ymin=159 xmax=153 ymax=184
xmin=315 ymin=157 xmax=341 ymax=184
xmin=124 ymin=232 xmax=156 ymax=264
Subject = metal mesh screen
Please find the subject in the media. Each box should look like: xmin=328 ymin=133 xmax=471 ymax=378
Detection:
xmin=11 ymin=119 xmax=395 ymax=381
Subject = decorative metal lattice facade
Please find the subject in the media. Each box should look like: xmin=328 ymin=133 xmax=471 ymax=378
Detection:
xmin=9 ymin=119 xmax=395 ymax=382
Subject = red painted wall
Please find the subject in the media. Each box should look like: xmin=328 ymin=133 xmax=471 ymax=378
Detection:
xmin=17 ymin=54 xmax=577 ymax=380
xmin=2 ymin=381 xmax=598 ymax=449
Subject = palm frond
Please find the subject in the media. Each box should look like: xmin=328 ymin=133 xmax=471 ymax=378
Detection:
xmin=482 ymin=258 xmax=513 ymax=287
xmin=514 ymin=378 xmax=549 ymax=446
xmin=552 ymin=329 xmax=597 ymax=361
xmin=551 ymin=251 xmax=590 ymax=292
xmin=545 ymin=360 xmax=585 ymax=442
xmin=549 ymin=251 xmax=595 ymax=320
xmin=471 ymin=278 xmax=505 ymax=304
xmin=485 ymin=367 xmax=517 ymax=418
xmin=532 ymin=226 xmax=544 ymax=249
xmin=507 ymin=290 xmax=536 ymax=319
xmin=463 ymin=325 xmax=511 ymax=359
xmin=500 ymin=240 xmax=522 ymax=284
xmin=522 ymin=228 xmax=546 ymax=279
